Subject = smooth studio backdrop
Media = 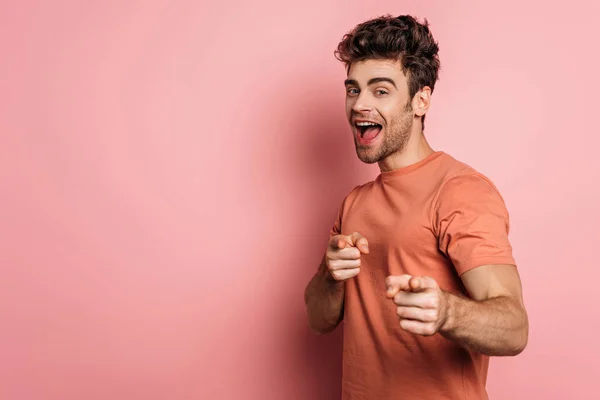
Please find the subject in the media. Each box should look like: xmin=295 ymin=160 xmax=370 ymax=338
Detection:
xmin=1 ymin=1 xmax=599 ymax=399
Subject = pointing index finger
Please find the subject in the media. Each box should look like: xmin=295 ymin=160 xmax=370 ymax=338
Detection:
xmin=408 ymin=276 xmax=439 ymax=292
xmin=349 ymin=232 xmax=369 ymax=254
xmin=329 ymin=235 xmax=347 ymax=250
xmin=385 ymin=275 xmax=412 ymax=298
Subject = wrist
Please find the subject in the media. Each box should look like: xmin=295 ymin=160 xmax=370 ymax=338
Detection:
xmin=440 ymin=291 xmax=457 ymax=334
xmin=323 ymin=268 xmax=346 ymax=289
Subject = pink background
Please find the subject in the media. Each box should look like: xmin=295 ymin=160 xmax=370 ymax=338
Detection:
xmin=1 ymin=1 xmax=599 ymax=399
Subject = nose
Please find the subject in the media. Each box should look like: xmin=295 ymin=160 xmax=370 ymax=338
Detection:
xmin=351 ymin=92 xmax=373 ymax=114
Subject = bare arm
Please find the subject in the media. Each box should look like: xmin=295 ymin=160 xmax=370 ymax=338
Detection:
xmin=440 ymin=264 xmax=529 ymax=356
xmin=304 ymin=256 xmax=346 ymax=334
xmin=304 ymin=232 xmax=369 ymax=335
xmin=387 ymin=264 xmax=528 ymax=357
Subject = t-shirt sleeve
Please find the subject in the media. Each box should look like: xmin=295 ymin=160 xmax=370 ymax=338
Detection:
xmin=330 ymin=205 xmax=342 ymax=238
xmin=319 ymin=196 xmax=346 ymax=271
xmin=433 ymin=173 xmax=516 ymax=275
xmin=329 ymin=185 xmax=361 ymax=239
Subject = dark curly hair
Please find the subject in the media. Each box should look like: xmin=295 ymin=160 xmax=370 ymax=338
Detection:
xmin=335 ymin=15 xmax=440 ymax=127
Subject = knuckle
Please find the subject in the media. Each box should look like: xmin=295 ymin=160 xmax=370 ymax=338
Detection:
xmin=428 ymin=295 xmax=440 ymax=309
xmin=427 ymin=325 xmax=437 ymax=335
xmin=429 ymin=310 xmax=439 ymax=321
xmin=396 ymin=292 xmax=407 ymax=304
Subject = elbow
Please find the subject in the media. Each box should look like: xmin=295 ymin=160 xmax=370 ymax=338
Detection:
xmin=485 ymin=310 xmax=528 ymax=357
xmin=488 ymin=332 xmax=527 ymax=357
xmin=305 ymin=304 xmax=341 ymax=335
xmin=306 ymin=315 xmax=339 ymax=336
xmin=515 ymin=311 xmax=530 ymax=355
xmin=506 ymin=318 xmax=529 ymax=356
xmin=514 ymin=327 xmax=529 ymax=355
xmin=308 ymin=324 xmax=335 ymax=336
xmin=502 ymin=302 xmax=529 ymax=356
xmin=506 ymin=335 xmax=528 ymax=356
xmin=303 ymin=288 xmax=341 ymax=336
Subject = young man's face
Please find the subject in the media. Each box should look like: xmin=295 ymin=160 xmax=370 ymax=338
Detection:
xmin=344 ymin=59 xmax=415 ymax=164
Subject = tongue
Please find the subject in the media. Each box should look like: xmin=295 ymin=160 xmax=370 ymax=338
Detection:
xmin=363 ymin=126 xmax=381 ymax=140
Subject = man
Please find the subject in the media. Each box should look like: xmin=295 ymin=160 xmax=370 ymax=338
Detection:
xmin=304 ymin=15 xmax=529 ymax=399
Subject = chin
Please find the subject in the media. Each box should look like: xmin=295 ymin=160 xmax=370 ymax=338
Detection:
xmin=356 ymin=148 xmax=381 ymax=164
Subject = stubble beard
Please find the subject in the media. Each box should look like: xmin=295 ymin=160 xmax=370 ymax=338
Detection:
xmin=355 ymin=104 xmax=414 ymax=164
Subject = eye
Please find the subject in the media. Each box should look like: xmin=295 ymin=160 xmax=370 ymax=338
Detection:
xmin=346 ymin=88 xmax=359 ymax=96
xmin=375 ymin=89 xmax=389 ymax=96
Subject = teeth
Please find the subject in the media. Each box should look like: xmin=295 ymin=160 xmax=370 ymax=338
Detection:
xmin=356 ymin=121 xmax=378 ymax=127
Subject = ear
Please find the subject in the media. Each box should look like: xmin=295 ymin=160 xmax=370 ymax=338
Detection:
xmin=412 ymin=86 xmax=431 ymax=117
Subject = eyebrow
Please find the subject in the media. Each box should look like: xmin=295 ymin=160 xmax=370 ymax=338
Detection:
xmin=344 ymin=77 xmax=397 ymax=89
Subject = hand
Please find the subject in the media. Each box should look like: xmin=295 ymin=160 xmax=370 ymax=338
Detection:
xmin=326 ymin=232 xmax=369 ymax=281
xmin=385 ymin=275 xmax=449 ymax=336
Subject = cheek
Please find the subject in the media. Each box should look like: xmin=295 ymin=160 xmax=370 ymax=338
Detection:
xmin=379 ymin=106 xmax=395 ymax=124
xmin=345 ymin=99 xmax=354 ymax=117
xmin=380 ymin=99 xmax=407 ymax=124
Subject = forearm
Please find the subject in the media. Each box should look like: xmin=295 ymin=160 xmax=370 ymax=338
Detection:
xmin=304 ymin=258 xmax=345 ymax=334
xmin=440 ymin=293 xmax=528 ymax=356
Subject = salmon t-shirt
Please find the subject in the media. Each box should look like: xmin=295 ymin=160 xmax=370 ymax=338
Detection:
xmin=331 ymin=151 xmax=516 ymax=400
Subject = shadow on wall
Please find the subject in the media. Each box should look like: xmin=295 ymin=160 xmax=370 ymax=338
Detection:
xmin=268 ymin=82 xmax=374 ymax=399
xmin=288 ymin=110 xmax=351 ymax=400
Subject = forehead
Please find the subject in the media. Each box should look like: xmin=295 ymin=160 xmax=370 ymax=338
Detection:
xmin=347 ymin=59 xmax=407 ymax=84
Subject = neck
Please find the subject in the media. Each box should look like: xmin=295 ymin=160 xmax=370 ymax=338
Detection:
xmin=378 ymin=129 xmax=435 ymax=172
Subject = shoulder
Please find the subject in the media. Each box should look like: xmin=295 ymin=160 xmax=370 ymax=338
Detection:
xmin=437 ymin=172 xmax=504 ymax=204
xmin=430 ymin=155 xmax=509 ymax=227
xmin=433 ymin=154 xmax=506 ymax=207
xmin=330 ymin=180 xmax=374 ymax=234
xmin=342 ymin=179 xmax=376 ymax=204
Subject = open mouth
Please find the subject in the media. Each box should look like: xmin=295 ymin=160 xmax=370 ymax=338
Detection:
xmin=356 ymin=121 xmax=382 ymax=141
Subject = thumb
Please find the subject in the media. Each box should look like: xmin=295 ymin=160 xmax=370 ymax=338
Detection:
xmin=348 ymin=232 xmax=369 ymax=254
